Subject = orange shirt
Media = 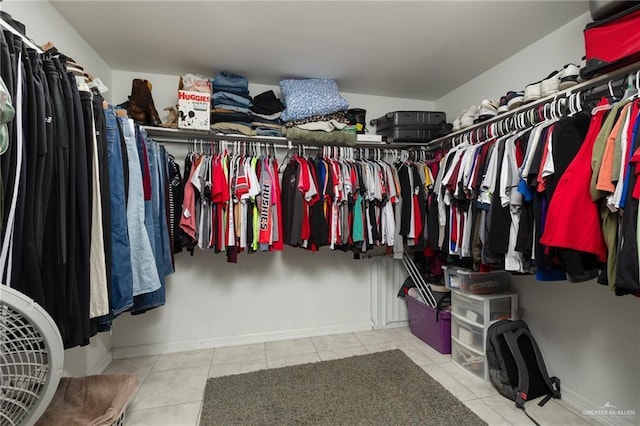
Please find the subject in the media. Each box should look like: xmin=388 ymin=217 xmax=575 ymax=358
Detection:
xmin=597 ymin=103 xmax=632 ymax=193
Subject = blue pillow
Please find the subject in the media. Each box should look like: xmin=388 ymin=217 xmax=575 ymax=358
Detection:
xmin=280 ymin=79 xmax=349 ymax=122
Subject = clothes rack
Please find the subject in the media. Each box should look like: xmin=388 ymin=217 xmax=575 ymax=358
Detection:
xmin=139 ymin=125 xmax=422 ymax=150
xmin=0 ymin=16 xmax=42 ymax=53
xmin=426 ymin=61 xmax=640 ymax=151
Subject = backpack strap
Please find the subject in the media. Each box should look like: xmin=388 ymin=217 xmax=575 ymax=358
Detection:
xmin=502 ymin=330 xmax=544 ymax=426
xmin=538 ymin=377 xmax=561 ymax=407
xmin=502 ymin=327 xmax=562 ymax=404
xmin=502 ymin=330 xmax=531 ymax=409
xmin=520 ymin=328 xmax=562 ymax=405
xmin=486 ymin=320 xmax=518 ymax=399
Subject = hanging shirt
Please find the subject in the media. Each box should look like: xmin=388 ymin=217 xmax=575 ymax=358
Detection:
xmin=540 ymin=99 xmax=609 ymax=262
xmin=596 ymin=103 xmax=631 ymax=193
xmin=591 ymin=100 xmax=632 ymax=201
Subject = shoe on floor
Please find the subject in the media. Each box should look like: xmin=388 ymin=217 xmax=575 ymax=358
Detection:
xmin=559 ymin=63 xmax=580 ymax=90
xmin=497 ymin=96 xmax=508 ymax=114
xmin=523 ymin=80 xmax=541 ymax=103
xmin=476 ymin=99 xmax=498 ymax=122
xmin=506 ymin=91 xmax=524 ymax=110
xmin=541 ymin=70 xmax=560 ymax=97
xmin=459 ymin=105 xmax=478 ymax=129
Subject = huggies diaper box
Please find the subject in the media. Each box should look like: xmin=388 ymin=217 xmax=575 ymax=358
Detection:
xmin=178 ymin=90 xmax=211 ymax=130
xmin=177 ymin=74 xmax=211 ymax=131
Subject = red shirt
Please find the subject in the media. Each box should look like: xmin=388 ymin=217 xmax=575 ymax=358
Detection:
xmin=540 ymin=100 xmax=609 ymax=261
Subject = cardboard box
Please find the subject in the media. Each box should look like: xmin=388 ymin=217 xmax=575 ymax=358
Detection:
xmin=178 ymin=90 xmax=211 ymax=130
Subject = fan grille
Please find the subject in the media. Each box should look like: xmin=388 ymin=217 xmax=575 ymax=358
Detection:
xmin=0 ymin=304 xmax=49 ymax=426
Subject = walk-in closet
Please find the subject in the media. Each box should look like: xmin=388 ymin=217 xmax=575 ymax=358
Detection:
xmin=0 ymin=2 xmax=638 ymax=425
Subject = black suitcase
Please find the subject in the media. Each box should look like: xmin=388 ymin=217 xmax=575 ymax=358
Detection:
xmin=589 ymin=0 xmax=637 ymax=21
xmin=371 ymin=110 xmax=446 ymax=130
xmin=377 ymin=127 xmax=441 ymax=143
xmin=582 ymin=3 xmax=640 ymax=79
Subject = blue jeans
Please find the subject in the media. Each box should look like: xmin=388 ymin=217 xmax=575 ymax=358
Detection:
xmin=212 ymin=103 xmax=252 ymax=114
xmin=104 ymin=107 xmax=133 ymax=315
xmin=131 ymin=132 xmax=166 ymax=313
xmin=118 ymin=115 xmax=161 ymax=296
xmin=158 ymin=145 xmax=174 ymax=276
xmin=212 ymin=91 xmax=252 ymax=107
xmin=135 ymin=128 xmax=156 ymax=256
xmin=212 ymin=71 xmax=248 ymax=90
xmin=256 ymin=128 xmax=284 ymax=137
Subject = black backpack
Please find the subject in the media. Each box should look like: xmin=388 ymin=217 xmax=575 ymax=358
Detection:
xmin=486 ymin=319 xmax=561 ymax=425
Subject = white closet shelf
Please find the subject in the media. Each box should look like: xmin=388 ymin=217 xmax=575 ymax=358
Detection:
xmin=426 ymin=60 xmax=640 ymax=150
xmin=140 ymin=125 xmax=287 ymax=143
xmin=140 ymin=125 xmax=423 ymax=150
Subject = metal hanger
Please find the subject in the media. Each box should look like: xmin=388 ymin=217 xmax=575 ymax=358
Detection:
xmin=591 ymin=80 xmax=618 ymax=115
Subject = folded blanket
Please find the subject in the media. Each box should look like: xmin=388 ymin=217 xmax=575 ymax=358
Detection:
xmin=36 ymin=374 xmax=139 ymax=426
xmin=285 ymin=127 xmax=357 ymax=146
xmin=284 ymin=111 xmax=350 ymax=128
xmin=296 ymin=120 xmax=348 ymax=132
xmin=280 ymin=78 xmax=349 ymax=122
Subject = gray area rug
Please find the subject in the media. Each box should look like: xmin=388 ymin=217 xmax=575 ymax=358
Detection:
xmin=200 ymin=349 xmax=486 ymax=425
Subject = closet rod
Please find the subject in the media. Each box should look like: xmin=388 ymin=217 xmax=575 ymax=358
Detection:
xmin=426 ymin=60 xmax=640 ymax=150
xmin=139 ymin=125 xmax=419 ymax=150
xmin=0 ymin=17 xmax=42 ymax=53
xmin=147 ymin=137 xmax=412 ymax=151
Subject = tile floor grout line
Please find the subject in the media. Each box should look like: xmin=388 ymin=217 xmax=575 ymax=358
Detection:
xmin=469 ymin=398 xmax=514 ymax=426
xmin=353 ymin=331 xmax=367 ymax=347
xmin=309 ymin=336 xmax=320 ymax=354
xmin=147 ymin=354 xmax=160 ymax=372
xmin=146 ymin=364 xmax=211 ymax=377
xmin=128 ymin=398 xmax=204 ymax=413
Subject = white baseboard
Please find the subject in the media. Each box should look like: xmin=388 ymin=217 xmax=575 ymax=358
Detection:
xmin=112 ymin=321 xmax=374 ymax=359
xmin=562 ymin=387 xmax=637 ymax=426
xmin=88 ymin=350 xmax=114 ymax=375
xmin=373 ymin=320 xmax=409 ymax=330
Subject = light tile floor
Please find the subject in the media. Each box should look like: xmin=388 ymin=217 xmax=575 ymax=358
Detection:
xmin=103 ymin=327 xmax=600 ymax=426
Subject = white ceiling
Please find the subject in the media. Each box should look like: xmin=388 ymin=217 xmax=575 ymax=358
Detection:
xmin=51 ymin=1 xmax=589 ymax=101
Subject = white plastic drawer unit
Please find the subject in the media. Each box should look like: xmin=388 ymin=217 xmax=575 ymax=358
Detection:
xmin=451 ymin=291 xmax=518 ymax=326
xmin=451 ymin=314 xmax=485 ymax=353
xmin=451 ymin=338 xmax=486 ymax=381
xmin=442 ymin=266 xmax=511 ymax=294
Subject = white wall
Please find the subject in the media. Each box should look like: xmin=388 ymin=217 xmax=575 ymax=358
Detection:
xmin=512 ymin=277 xmax=640 ymax=421
xmin=109 ymin=69 xmax=432 ymax=357
xmin=436 ymin=11 xmax=640 ymax=421
xmin=3 ymin=0 xmax=112 ymax=100
xmin=2 ymin=0 xmax=114 ymax=376
xmin=436 ymin=12 xmax=591 ymax=120
xmin=112 ymin=249 xmax=376 ymax=357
